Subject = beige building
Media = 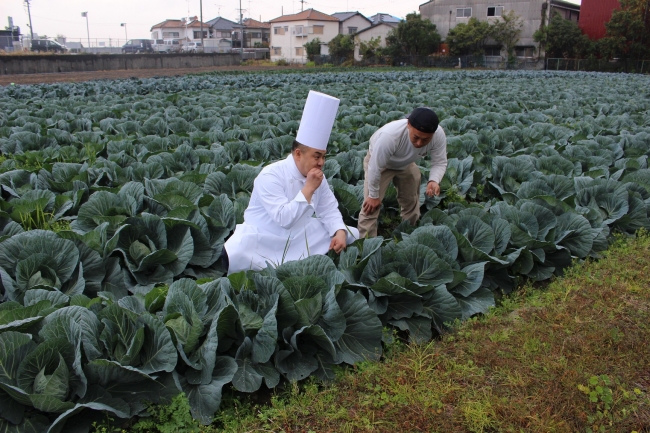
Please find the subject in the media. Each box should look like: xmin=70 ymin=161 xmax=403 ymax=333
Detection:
xmin=150 ymin=17 xmax=209 ymax=44
xmin=354 ymin=22 xmax=398 ymax=61
xmin=242 ymin=18 xmax=271 ymax=48
xmin=419 ymin=0 xmax=580 ymax=57
xmin=269 ymin=9 xmax=339 ymax=63
xmin=331 ymin=12 xmax=373 ymax=35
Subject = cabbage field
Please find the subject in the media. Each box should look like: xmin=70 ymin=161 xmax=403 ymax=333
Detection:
xmin=0 ymin=70 xmax=649 ymax=431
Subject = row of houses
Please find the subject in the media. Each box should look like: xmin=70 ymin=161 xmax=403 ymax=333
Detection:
xmin=149 ymin=0 xmax=621 ymax=63
xmin=149 ymin=11 xmax=401 ymax=61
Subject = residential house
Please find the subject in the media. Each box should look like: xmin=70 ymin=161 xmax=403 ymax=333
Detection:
xmin=368 ymin=13 xmax=402 ymax=25
xmin=353 ymin=22 xmax=398 ymax=60
xmin=205 ymin=16 xmax=242 ymax=51
xmin=331 ymin=12 xmax=373 ymax=35
xmin=419 ymin=0 xmax=581 ymax=58
xmin=269 ymin=9 xmax=339 ymax=63
xmin=242 ymin=18 xmax=271 ymax=48
xmin=578 ymin=0 xmax=619 ymax=40
xmin=151 ymin=17 xmax=209 ymax=44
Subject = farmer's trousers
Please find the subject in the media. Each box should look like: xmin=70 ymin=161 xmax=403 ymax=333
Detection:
xmin=358 ymin=152 xmax=421 ymax=238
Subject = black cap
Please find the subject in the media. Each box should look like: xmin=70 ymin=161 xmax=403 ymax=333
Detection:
xmin=407 ymin=107 xmax=439 ymax=133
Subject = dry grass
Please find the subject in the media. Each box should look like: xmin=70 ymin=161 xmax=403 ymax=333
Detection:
xmin=216 ymin=233 xmax=650 ymax=433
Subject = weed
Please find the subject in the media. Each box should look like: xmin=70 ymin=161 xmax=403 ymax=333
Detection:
xmin=130 ymin=393 xmax=202 ymax=433
xmin=578 ymin=375 xmax=643 ymax=433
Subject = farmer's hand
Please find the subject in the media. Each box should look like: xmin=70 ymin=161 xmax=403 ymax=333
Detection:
xmin=362 ymin=197 xmax=382 ymax=214
xmin=426 ymin=181 xmax=440 ymax=197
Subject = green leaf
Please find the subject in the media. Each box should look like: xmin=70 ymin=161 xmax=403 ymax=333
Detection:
xmin=334 ymin=289 xmax=383 ymax=365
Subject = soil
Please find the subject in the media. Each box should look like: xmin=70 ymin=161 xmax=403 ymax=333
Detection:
xmin=0 ymin=65 xmax=304 ymax=86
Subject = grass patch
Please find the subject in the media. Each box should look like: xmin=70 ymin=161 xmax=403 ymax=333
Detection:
xmin=208 ymin=232 xmax=650 ymax=432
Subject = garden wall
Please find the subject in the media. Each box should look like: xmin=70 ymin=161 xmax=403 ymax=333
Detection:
xmin=0 ymin=53 xmax=241 ymax=75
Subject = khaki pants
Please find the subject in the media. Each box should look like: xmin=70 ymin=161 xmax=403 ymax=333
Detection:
xmin=358 ymin=153 xmax=421 ymax=238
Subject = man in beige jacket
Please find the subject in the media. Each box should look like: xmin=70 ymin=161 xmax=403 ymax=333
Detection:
xmin=358 ymin=107 xmax=448 ymax=238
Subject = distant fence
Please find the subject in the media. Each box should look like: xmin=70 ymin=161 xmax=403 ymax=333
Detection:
xmin=546 ymin=58 xmax=649 ymax=73
xmin=0 ymin=53 xmax=241 ymax=75
xmin=314 ymin=54 xmax=544 ymax=70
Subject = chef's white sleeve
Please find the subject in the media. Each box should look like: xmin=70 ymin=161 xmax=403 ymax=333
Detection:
xmin=254 ymin=173 xmax=315 ymax=229
xmin=315 ymin=179 xmax=347 ymax=237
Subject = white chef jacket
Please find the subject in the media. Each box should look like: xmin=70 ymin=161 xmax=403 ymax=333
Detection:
xmin=224 ymin=154 xmax=358 ymax=274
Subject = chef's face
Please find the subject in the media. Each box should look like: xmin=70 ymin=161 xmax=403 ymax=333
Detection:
xmin=294 ymin=145 xmax=325 ymax=176
xmin=407 ymin=121 xmax=434 ymax=149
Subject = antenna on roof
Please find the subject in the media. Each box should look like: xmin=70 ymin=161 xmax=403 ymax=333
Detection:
xmin=300 ymin=0 xmax=307 ymax=12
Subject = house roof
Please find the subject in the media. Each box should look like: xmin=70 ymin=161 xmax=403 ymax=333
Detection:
xmin=205 ymin=16 xmax=242 ymax=30
xmin=270 ymin=9 xmax=338 ymax=23
xmin=551 ymin=0 xmax=581 ymax=11
xmin=332 ymin=11 xmax=373 ymax=25
xmin=242 ymin=18 xmax=271 ymax=29
xmin=355 ymin=21 xmax=398 ymax=35
xmin=368 ymin=13 xmax=402 ymax=24
xmin=150 ymin=18 xmax=209 ymax=31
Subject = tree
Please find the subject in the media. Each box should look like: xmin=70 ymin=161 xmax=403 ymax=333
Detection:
xmin=303 ymin=38 xmax=321 ymax=61
xmin=490 ymin=10 xmax=523 ymax=63
xmin=599 ymin=0 xmax=650 ymax=60
xmin=357 ymin=36 xmax=383 ymax=59
xmin=446 ymin=17 xmax=492 ymax=56
xmin=385 ymin=13 xmax=441 ymax=60
xmin=328 ymin=34 xmax=355 ymax=61
xmin=534 ymin=12 xmax=594 ymax=58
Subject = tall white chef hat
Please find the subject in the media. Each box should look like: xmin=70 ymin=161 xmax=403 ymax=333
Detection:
xmin=295 ymin=90 xmax=340 ymax=151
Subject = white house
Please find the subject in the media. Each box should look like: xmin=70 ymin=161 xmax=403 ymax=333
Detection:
xmin=353 ymin=22 xmax=398 ymax=61
xmin=269 ymin=9 xmax=339 ymax=63
xmin=150 ymin=17 xmax=209 ymax=44
xmin=331 ymin=12 xmax=373 ymax=35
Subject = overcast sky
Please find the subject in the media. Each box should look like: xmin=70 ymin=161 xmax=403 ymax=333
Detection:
xmin=5 ymin=0 xmax=581 ymax=43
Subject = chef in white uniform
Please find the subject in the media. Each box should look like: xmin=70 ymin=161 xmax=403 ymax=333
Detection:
xmin=224 ymin=91 xmax=359 ymax=274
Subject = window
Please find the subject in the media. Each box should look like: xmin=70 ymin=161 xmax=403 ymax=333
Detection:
xmin=515 ymin=46 xmax=535 ymax=58
xmin=456 ymin=7 xmax=472 ymax=18
xmin=313 ymin=25 xmax=324 ymax=35
xmin=163 ymin=32 xmax=180 ymax=38
xmin=232 ymin=31 xmax=239 ymax=40
xmin=193 ymin=31 xmax=208 ymax=39
xmin=348 ymin=26 xmax=357 ymax=34
xmin=487 ymin=6 xmax=503 ymax=17
xmin=274 ymin=27 xmax=285 ymax=35
xmin=152 ymin=32 xmax=159 ymax=39
xmin=251 ymin=32 xmax=261 ymax=38
xmin=294 ymin=26 xmax=304 ymax=35
xmin=273 ymin=47 xmax=282 ymax=55
xmin=484 ymin=46 xmax=501 ymax=56
xmin=295 ymin=47 xmax=304 ymax=56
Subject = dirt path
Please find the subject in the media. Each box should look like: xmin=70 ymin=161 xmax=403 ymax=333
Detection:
xmin=0 ymin=65 xmax=303 ymax=86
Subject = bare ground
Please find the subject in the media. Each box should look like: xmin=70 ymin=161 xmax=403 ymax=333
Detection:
xmin=0 ymin=65 xmax=304 ymax=86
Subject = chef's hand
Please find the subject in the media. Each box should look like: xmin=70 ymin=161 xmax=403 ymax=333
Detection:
xmin=362 ymin=197 xmax=382 ymax=214
xmin=329 ymin=230 xmax=347 ymax=254
xmin=302 ymin=168 xmax=324 ymax=203
xmin=426 ymin=181 xmax=440 ymax=197
xmin=305 ymin=168 xmax=324 ymax=191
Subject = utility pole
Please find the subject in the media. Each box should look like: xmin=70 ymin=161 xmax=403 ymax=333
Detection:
xmin=200 ymin=0 xmax=204 ymax=52
xmin=121 ymin=23 xmax=128 ymax=42
xmin=238 ymin=0 xmax=244 ymax=59
xmin=25 ymin=0 xmax=34 ymax=39
xmin=81 ymin=12 xmax=90 ymax=48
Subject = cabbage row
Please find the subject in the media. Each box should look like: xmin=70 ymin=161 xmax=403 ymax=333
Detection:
xmin=0 ymin=70 xmax=649 ymax=431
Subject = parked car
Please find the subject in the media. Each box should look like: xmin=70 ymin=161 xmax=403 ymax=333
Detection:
xmin=181 ymin=42 xmax=203 ymax=53
xmin=165 ymin=39 xmax=182 ymax=53
xmin=31 ymin=39 xmax=67 ymax=53
xmin=121 ymin=39 xmax=153 ymax=54
xmin=152 ymin=39 xmax=166 ymax=53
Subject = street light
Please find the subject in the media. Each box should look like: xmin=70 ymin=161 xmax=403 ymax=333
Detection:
xmin=121 ymin=23 xmax=128 ymax=42
xmin=81 ymin=12 xmax=90 ymax=48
